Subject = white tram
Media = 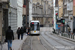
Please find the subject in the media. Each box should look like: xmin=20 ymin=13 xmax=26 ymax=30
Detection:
xmin=30 ymin=20 xmax=40 ymax=35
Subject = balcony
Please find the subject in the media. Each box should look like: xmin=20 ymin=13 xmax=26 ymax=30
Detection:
xmin=64 ymin=14 xmax=69 ymax=17
xmin=32 ymin=14 xmax=50 ymax=17
xmin=32 ymin=14 xmax=43 ymax=17
xmin=0 ymin=0 xmax=8 ymax=3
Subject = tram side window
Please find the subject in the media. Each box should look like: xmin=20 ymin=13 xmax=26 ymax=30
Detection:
xmin=37 ymin=23 xmax=40 ymax=30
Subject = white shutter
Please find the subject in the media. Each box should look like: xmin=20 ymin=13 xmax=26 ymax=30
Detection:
xmin=8 ymin=8 xmax=17 ymax=32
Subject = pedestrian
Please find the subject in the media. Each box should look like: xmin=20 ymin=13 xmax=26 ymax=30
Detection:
xmin=24 ymin=26 xmax=26 ymax=33
xmin=28 ymin=27 xmax=30 ymax=34
xmin=5 ymin=26 xmax=14 ymax=50
xmin=17 ymin=27 xmax=21 ymax=39
xmin=26 ymin=27 xmax=30 ymax=35
xmin=20 ymin=27 xmax=24 ymax=40
xmin=68 ymin=25 xmax=71 ymax=38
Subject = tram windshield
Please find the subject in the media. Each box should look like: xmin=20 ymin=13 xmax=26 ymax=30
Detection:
xmin=30 ymin=22 xmax=40 ymax=31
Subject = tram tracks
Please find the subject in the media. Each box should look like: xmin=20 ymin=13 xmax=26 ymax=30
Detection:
xmin=42 ymin=32 xmax=75 ymax=50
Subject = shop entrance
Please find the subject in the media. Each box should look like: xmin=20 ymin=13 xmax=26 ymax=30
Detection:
xmin=2 ymin=9 xmax=8 ymax=36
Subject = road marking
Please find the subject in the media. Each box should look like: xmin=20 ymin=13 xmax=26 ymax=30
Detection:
xmin=38 ymin=37 xmax=40 ymax=41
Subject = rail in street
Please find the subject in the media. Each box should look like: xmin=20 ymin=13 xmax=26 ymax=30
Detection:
xmin=21 ymin=27 xmax=75 ymax=50
xmin=41 ymin=32 xmax=75 ymax=50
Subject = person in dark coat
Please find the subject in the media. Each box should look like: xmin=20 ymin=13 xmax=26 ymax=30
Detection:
xmin=26 ymin=27 xmax=30 ymax=35
xmin=17 ymin=27 xmax=21 ymax=39
xmin=23 ymin=26 xmax=26 ymax=33
xmin=67 ymin=25 xmax=71 ymax=37
xmin=28 ymin=27 xmax=30 ymax=34
xmin=20 ymin=27 xmax=24 ymax=40
xmin=5 ymin=26 xmax=14 ymax=50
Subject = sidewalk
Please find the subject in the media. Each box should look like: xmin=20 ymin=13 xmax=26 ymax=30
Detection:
xmin=58 ymin=33 xmax=75 ymax=42
xmin=52 ymin=31 xmax=75 ymax=42
xmin=51 ymin=27 xmax=75 ymax=42
xmin=0 ymin=35 xmax=27 ymax=50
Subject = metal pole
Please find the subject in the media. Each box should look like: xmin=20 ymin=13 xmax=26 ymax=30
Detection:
xmin=29 ymin=0 xmax=32 ymax=26
xmin=26 ymin=0 xmax=27 ymax=27
xmin=58 ymin=0 xmax=59 ymax=35
xmin=53 ymin=0 xmax=56 ymax=30
xmin=58 ymin=2 xmax=59 ymax=18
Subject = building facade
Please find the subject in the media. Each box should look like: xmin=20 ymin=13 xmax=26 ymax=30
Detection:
xmin=23 ymin=0 xmax=29 ymax=27
xmin=73 ymin=0 xmax=75 ymax=33
xmin=63 ymin=0 xmax=74 ymax=33
xmin=58 ymin=0 xmax=63 ymax=18
xmin=31 ymin=0 xmax=53 ymax=27
xmin=0 ymin=0 xmax=8 ymax=42
xmin=8 ymin=0 xmax=17 ymax=32
xmin=0 ymin=0 xmax=23 ymax=42
xmin=73 ymin=0 xmax=75 ymax=17
xmin=17 ymin=0 xmax=23 ymax=28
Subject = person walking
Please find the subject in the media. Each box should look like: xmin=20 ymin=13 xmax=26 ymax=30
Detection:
xmin=5 ymin=26 xmax=14 ymax=50
xmin=24 ymin=26 xmax=26 ymax=33
xmin=68 ymin=25 xmax=71 ymax=38
xmin=26 ymin=27 xmax=30 ymax=35
xmin=28 ymin=27 xmax=30 ymax=35
xmin=20 ymin=27 xmax=24 ymax=40
xmin=17 ymin=27 xmax=21 ymax=39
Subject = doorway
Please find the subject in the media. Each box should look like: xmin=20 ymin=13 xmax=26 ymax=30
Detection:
xmin=2 ymin=9 xmax=8 ymax=36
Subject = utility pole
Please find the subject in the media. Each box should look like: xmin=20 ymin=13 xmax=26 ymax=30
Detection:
xmin=53 ymin=0 xmax=56 ymax=30
xmin=26 ymin=0 xmax=27 ymax=27
xmin=58 ymin=0 xmax=59 ymax=19
xmin=29 ymin=0 xmax=32 ymax=27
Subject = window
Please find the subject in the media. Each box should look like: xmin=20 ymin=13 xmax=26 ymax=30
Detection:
xmin=30 ymin=22 xmax=40 ymax=31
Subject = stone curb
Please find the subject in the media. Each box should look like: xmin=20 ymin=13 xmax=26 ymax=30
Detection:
xmin=52 ymin=33 xmax=75 ymax=42
xmin=18 ymin=36 xmax=27 ymax=50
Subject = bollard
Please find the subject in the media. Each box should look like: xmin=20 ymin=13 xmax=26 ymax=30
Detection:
xmin=71 ymin=34 xmax=73 ymax=39
xmin=73 ymin=34 xmax=74 ymax=39
xmin=71 ymin=34 xmax=72 ymax=39
xmin=68 ymin=34 xmax=70 ymax=38
xmin=63 ymin=34 xmax=65 ymax=37
xmin=61 ymin=33 xmax=62 ymax=36
xmin=61 ymin=33 xmax=63 ymax=36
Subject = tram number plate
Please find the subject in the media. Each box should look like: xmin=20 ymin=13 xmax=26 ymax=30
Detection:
xmin=34 ymin=31 xmax=36 ymax=33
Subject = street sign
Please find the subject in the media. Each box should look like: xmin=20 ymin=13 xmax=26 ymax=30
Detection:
xmin=56 ymin=19 xmax=61 ymax=25
xmin=57 ymin=23 xmax=61 ymax=25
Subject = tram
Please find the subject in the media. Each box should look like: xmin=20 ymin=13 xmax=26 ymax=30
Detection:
xmin=30 ymin=20 xmax=40 ymax=35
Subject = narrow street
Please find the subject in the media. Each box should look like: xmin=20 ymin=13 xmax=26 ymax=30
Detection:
xmin=22 ymin=34 xmax=53 ymax=50
xmin=22 ymin=27 xmax=75 ymax=50
xmin=0 ymin=0 xmax=75 ymax=50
